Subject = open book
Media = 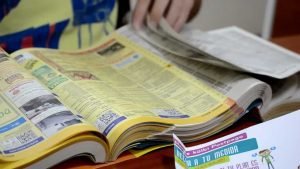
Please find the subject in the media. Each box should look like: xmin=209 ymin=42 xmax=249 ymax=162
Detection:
xmin=0 ymin=25 xmax=299 ymax=168
xmin=131 ymin=21 xmax=300 ymax=120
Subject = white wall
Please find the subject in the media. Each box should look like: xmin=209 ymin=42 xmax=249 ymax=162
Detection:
xmin=188 ymin=0 xmax=276 ymax=39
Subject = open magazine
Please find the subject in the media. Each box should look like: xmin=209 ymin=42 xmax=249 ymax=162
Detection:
xmin=173 ymin=109 xmax=300 ymax=169
xmin=0 ymin=24 xmax=299 ymax=168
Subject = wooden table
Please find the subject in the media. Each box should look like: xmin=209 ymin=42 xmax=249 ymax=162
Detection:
xmin=272 ymin=34 xmax=300 ymax=54
xmin=54 ymin=35 xmax=300 ymax=169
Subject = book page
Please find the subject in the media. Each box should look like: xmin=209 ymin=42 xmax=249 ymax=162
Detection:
xmin=157 ymin=20 xmax=300 ymax=79
xmin=118 ymin=26 xmax=271 ymax=113
xmin=11 ymin=32 xmax=234 ymax=149
xmin=0 ymin=51 xmax=98 ymax=161
xmin=0 ymin=53 xmax=45 ymax=157
xmin=173 ymin=109 xmax=300 ymax=169
xmin=263 ymin=74 xmax=300 ymax=120
xmin=200 ymin=27 xmax=300 ymax=78
xmin=135 ymin=22 xmax=240 ymax=71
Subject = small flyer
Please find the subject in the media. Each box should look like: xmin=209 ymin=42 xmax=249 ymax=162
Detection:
xmin=174 ymin=110 xmax=300 ymax=169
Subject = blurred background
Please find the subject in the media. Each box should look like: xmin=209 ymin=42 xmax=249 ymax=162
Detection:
xmin=187 ymin=0 xmax=300 ymax=40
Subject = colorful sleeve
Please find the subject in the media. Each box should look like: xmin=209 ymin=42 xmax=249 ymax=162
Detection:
xmin=0 ymin=0 xmax=21 ymax=22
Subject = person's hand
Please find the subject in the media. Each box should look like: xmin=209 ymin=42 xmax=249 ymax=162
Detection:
xmin=132 ymin=0 xmax=201 ymax=32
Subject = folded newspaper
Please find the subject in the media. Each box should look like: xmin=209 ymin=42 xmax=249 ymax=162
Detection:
xmin=173 ymin=109 xmax=300 ymax=169
xmin=139 ymin=19 xmax=300 ymax=79
xmin=0 ymin=23 xmax=300 ymax=168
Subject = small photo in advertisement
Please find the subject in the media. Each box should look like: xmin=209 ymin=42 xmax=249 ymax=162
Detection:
xmin=97 ymin=42 xmax=125 ymax=57
xmin=36 ymin=111 xmax=81 ymax=137
xmin=19 ymin=94 xmax=62 ymax=120
xmin=0 ymin=53 xmax=9 ymax=63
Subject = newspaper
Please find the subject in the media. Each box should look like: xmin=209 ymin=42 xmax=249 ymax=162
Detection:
xmin=142 ymin=19 xmax=300 ymax=79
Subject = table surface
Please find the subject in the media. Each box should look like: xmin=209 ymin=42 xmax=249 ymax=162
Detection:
xmin=54 ymin=35 xmax=300 ymax=169
xmin=271 ymin=34 xmax=300 ymax=54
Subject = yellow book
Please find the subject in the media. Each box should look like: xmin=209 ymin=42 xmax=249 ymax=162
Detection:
xmin=0 ymin=25 xmax=298 ymax=168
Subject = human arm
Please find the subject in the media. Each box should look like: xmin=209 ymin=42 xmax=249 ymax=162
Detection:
xmin=132 ymin=0 xmax=202 ymax=32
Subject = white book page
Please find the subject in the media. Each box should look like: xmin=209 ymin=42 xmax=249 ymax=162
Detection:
xmin=183 ymin=26 xmax=300 ymax=79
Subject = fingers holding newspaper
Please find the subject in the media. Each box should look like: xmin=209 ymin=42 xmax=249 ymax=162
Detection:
xmin=132 ymin=0 xmax=202 ymax=32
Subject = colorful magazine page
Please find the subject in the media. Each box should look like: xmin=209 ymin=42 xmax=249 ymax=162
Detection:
xmin=174 ymin=110 xmax=300 ymax=169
